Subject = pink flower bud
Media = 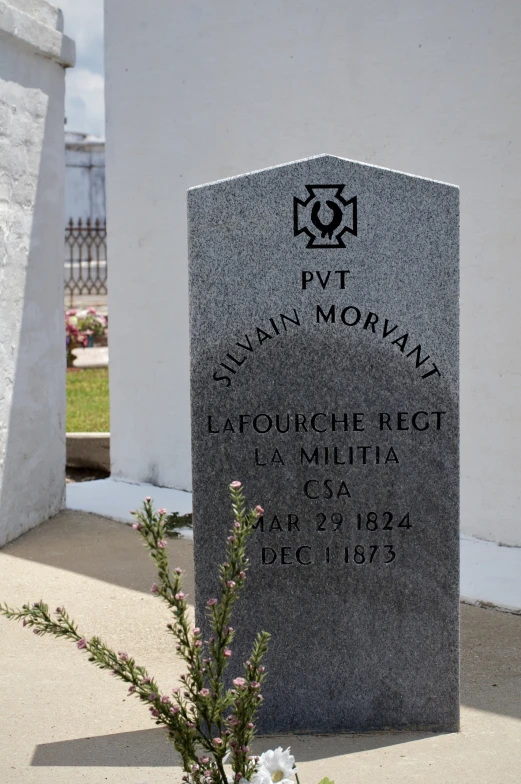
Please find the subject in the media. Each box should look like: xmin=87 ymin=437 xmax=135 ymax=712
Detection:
xmin=255 ymin=505 xmax=264 ymax=516
xmin=213 ymin=737 xmax=223 ymax=746
xmin=226 ymin=580 xmax=236 ymax=589
xmin=175 ymin=592 xmax=187 ymax=600
xmin=158 ymin=540 xmax=168 ymax=549
xmin=157 ymin=508 xmax=167 ymax=515
xmin=148 ymin=692 xmax=157 ymax=701
xmin=224 ymin=648 xmax=232 ymax=658
xmin=234 ymin=521 xmax=241 ymax=529
xmin=150 ymin=708 xmax=159 ymax=717
xmin=151 ymin=583 xmax=159 ymax=594
xmin=229 ymin=481 xmax=242 ymax=489
xmin=247 ymin=722 xmax=254 ymax=729
xmin=118 ymin=651 xmax=128 ymax=661
xmin=239 ymin=571 xmax=247 ymax=580
xmin=195 ymin=640 xmax=202 ymax=648
xmin=132 ymin=522 xmax=141 ymax=530
xmin=77 ymin=638 xmax=88 ymax=649
xmin=250 ymin=681 xmax=261 ymax=689
xmin=175 ymin=567 xmax=182 ymax=575
xmin=145 ymin=496 xmax=151 ymax=502
xmin=200 ymin=688 xmax=210 ymax=697
xmin=207 ymin=598 xmax=218 ymax=606
xmin=170 ymin=705 xmax=180 ymax=714
xmin=144 ymin=676 xmax=152 ymax=684
xmin=161 ymin=695 xmax=170 ymax=704
xmin=227 ymin=536 xmax=236 ymax=543
xmin=233 ymin=677 xmax=246 ymax=688
xmin=128 ymin=685 xmax=136 ymax=693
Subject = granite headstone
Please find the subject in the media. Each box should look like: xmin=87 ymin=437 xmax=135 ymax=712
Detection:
xmin=188 ymin=155 xmax=459 ymax=734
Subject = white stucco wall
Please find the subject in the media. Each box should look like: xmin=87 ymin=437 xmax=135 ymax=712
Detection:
xmin=105 ymin=0 xmax=521 ymax=546
xmin=0 ymin=0 xmax=74 ymax=546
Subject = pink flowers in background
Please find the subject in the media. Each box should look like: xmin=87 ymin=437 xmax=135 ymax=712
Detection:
xmin=65 ymin=307 xmax=108 ymax=366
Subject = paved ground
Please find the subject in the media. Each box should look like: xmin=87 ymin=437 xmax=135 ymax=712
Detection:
xmin=72 ymin=345 xmax=109 ymax=368
xmin=0 ymin=510 xmax=520 ymax=784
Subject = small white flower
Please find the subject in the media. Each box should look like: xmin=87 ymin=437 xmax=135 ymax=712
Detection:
xmin=256 ymin=747 xmax=296 ymax=783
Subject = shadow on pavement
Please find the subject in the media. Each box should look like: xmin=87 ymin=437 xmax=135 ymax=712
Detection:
xmin=31 ymin=726 xmax=437 ymax=766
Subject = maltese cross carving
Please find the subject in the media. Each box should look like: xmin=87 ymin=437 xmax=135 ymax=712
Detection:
xmin=293 ymin=185 xmax=357 ymax=248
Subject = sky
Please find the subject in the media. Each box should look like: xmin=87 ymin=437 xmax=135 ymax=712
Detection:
xmin=60 ymin=0 xmax=105 ymax=138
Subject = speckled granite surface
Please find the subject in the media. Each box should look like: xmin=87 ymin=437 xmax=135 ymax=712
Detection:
xmin=188 ymin=155 xmax=459 ymax=733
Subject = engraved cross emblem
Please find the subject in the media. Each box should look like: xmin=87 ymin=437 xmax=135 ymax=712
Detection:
xmin=293 ymin=185 xmax=357 ymax=248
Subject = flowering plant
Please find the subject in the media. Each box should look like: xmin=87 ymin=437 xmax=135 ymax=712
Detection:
xmin=65 ymin=307 xmax=108 ymax=366
xmin=0 ymin=483 xmax=334 ymax=784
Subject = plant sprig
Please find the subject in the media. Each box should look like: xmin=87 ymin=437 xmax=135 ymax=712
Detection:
xmin=0 ymin=482 xmax=269 ymax=784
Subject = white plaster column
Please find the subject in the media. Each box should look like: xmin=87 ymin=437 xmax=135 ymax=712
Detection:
xmin=0 ymin=0 xmax=75 ymax=545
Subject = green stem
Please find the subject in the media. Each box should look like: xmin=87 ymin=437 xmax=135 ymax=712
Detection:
xmin=216 ymin=756 xmax=228 ymax=784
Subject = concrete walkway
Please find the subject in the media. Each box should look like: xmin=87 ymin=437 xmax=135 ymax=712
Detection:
xmin=0 ymin=510 xmax=520 ymax=783
xmin=72 ymin=345 xmax=109 ymax=368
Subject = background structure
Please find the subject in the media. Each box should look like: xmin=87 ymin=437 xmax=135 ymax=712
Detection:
xmin=105 ymin=0 xmax=521 ymax=546
xmin=65 ymin=130 xmax=105 ymax=224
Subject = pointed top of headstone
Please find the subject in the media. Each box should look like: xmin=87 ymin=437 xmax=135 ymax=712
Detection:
xmin=188 ymin=153 xmax=458 ymax=192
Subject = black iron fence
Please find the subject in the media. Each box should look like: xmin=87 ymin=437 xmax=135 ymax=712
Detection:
xmin=65 ymin=217 xmax=107 ymax=307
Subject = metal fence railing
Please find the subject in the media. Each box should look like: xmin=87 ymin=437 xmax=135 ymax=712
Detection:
xmin=64 ymin=217 xmax=107 ymax=307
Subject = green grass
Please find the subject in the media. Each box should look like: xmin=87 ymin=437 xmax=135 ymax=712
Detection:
xmin=66 ymin=367 xmax=110 ymax=432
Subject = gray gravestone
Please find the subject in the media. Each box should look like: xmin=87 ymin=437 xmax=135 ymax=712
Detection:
xmin=188 ymin=155 xmax=459 ymax=734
